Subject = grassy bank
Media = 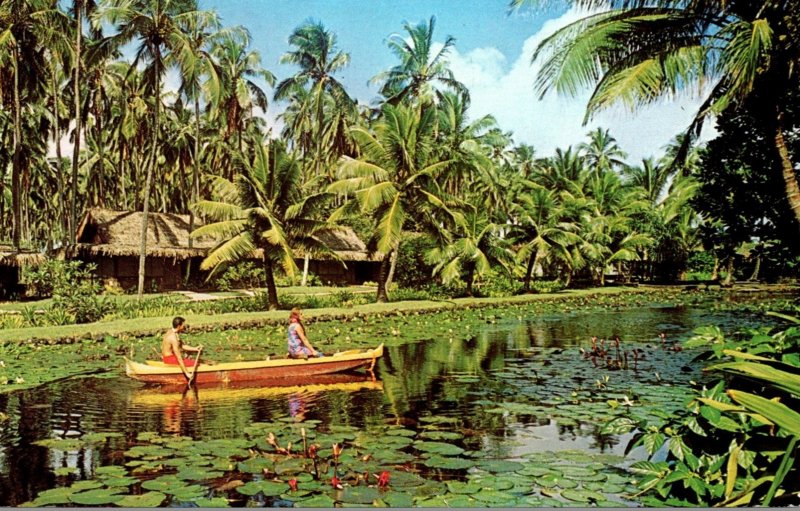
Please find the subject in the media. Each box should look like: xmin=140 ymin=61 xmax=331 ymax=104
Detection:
xmin=0 ymin=286 xmax=661 ymax=344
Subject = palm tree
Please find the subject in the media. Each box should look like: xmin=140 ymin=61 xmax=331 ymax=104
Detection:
xmin=578 ymin=127 xmax=627 ymax=175
xmin=510 ymin=186 xmax=580 ymax=291
xmin=426 ymin=206 xmax=513 ymax=296
xmin=192 ymin=140 xmax=333 ymax=310
xmin=210 ymin=28 xmax=274 ymax=162
xmin=329 ymin=103 xmax=456 ymax=302
xmin=515 ymin=0 xmax=800 ymax=229
xmin=0 ymin=0 xmax=55 ymax=248
xmin=275 ymin=20 xmax=353 ymax=183
xmin=371 ymin=16 xmax=468 ymax=106
xmin=172 ymin=10 xmax=222 ymax=248
xmin=621 ymin=157 xmax=671 ymax=205
xmin=94 ymin=0 xmax=193 ymax=298
xmin=69 ymin=0 xmax=98 ymax=245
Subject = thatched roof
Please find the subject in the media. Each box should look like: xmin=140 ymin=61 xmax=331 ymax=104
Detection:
xmin=71 ymin=209 xmax=380 ymax=262
xmin=0 ymin=246 xmax=46 ymax=267
xmin=73 ymin=208 xmax=216 ymax=259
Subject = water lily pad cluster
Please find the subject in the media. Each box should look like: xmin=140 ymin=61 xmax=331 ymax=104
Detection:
xmin=22 ymin=417 xmax=641 ymax=508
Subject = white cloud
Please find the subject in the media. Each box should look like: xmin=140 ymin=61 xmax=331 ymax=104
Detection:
xmin=446 ymin=7 xmax=717 ymax=162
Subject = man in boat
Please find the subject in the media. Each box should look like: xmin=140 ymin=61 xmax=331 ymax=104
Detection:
xmin=288 ymin=308 xmax=324 ymax=358
xmin=162 ymin=316 xmax=202 ymax=378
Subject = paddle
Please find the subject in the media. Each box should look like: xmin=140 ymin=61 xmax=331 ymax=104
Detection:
xmin=186 ymin=347 xmax=203 ymax=386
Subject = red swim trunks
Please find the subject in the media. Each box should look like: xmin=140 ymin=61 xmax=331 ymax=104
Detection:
xmin=162 ymin=354 xmax=196 ymax=367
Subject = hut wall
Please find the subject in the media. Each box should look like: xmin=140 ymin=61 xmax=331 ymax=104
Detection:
xmin=82 ymin=255 xmax=186 ymax=292
xmin=296 ymin=259 xmax=380 ymax=285
xmin=0 ymin=266 xmax=21 ymax=300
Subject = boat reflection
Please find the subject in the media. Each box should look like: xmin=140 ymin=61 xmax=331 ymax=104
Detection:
xmin=130 ymin=372 xmax=383 ymax=407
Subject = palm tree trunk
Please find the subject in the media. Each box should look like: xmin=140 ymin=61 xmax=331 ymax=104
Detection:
xmin=70 ymin=1 xmax=82 ymax=244
xmin=301 ymin=254 xmax=310 ymax=286
xmin=264 ymin=257 xmax=279 ymax=310
xmin=188 ymin=95 xmax=201 ymax=250
xmin=710 ymin=256 xmax=719 ymax=281
xmin=774 ymin=110 xmax=800 ymax=229
xmin=748 ymin=256 xmax=760 ymax=282
xmin=523 ymin=251 xmax=538 ymax=292
xmin=376 ymin=252 xmax=392 ymax=303
xmin=51 ymin=65 xmax=67 ymax=245
xmin=722 ymin=257 xmax=735 ymax=287
xmin=385 ymin=248 xmax=398 ymax=289
xmin=465 ymin=266 xmax=475 ymax=297
xmin=11 ymin=45 xmax=22 ymax=249
xmin=137 ymin=54 xmax=161 ymax=299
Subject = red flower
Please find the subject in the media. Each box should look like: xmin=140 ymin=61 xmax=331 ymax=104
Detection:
xmin=331 ymin=477 xmax=343 ymax=490
xmin=377 ymin=471 xmax=390 ymax=488
xmin=288 ymin=479 xmax=298 ymax=492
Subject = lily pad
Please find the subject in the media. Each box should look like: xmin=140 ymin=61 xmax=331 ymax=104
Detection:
xmin=237 ymin=457 xmax=273 ymax=474
xmin=416 ymin=494 xmax=479 ymax=507
xmin=414 ymin=440 xmax=464 ymax=456
xmin=195 ymin=497 xmax=230 ymax=507
xmin=176 ymin=466 xmax=225 ymax=481
xmin=34 ymin=438 xmax=84 ymax=451
xmin=476 ymin=460 xmax=524 ymax=473
xmin=103 ymin=476 xmax=140 ymax=487
xmin=257 ymin=481 xmax=289 ymax=497
xmin=560 ymin=488 xmax=607 ymax=502
xmin=29 ymin=487 xmax=78 ymax=506
xmin=69 ymin=488 xmax=125 ymax=505
xmin=235 ymin=481 xmax=264 ymax=496
xmin=114 ymin=492 xmax=167 ymax=507
xmin=54 ymin=467 xmax=77 ymax=476
xmin=301 ymin=494 xmax=337 ymax=507
xmin=169 ymin=484 xmax=207 ymax=501
xmin=422 ymin=455 xmax=476 ymax=470
xmin=446 ymin=481 xmax=483 ymax=495
xmin=70 ymin=480 xmax=104 ymax=491
xmin=274 ymin=457 xmax=308 ymax=475
xmin=385 ymin=428 xmax=416 ymax=437
xmin=96 ymin=466 xmax=128 ymax=477
xmin=340 ymin=486 xmax=382 ymax=505
xmin=471 ymin=489 xmax=518 ymax=505
xmin=419 ymin=430 xmax=464 ymax=441
xmin=381 ymin=491 xmax=414 ymax=507
xmin=141 ymin=475 xmax=183 ymax=492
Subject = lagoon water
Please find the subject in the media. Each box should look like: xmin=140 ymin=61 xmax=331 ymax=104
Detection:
xmin=0 ymin=300 xmax=786 ymax=506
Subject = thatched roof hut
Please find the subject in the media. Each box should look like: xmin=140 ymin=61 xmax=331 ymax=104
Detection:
xmin=67 ymin=209 xmax=380 ymax=288
xmin=72 ymin=208 xmax=216 ymax=259
xmin=0 ymin=247 xmax=46 ymax=268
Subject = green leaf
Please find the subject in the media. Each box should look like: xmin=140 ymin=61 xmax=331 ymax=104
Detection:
xmin=728 ymin=390 xmax=800 ymax=436
xmin=114 ymin=492 xmax=167 ymax=507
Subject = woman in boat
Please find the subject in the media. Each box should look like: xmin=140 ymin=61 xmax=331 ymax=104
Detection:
xmin=287 ymin=308 xmax=323 ymax=358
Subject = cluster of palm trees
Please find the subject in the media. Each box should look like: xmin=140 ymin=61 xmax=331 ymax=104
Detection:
xmin=2 ymin=0 xmax=706 ymax=304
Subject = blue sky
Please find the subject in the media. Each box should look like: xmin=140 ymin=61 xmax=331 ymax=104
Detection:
xmin=195 ymin=0 xmax=713 ymax=163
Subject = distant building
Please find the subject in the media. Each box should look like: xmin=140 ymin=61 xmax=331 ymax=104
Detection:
xmin=68 ymin=208 xmax=380 ymax=291
xmin=0 ymin=247 xmax=45 ymax=299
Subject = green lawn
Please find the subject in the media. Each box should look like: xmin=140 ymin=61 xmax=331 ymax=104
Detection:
xmin=0 ymin=286 xmax=648 ymax=343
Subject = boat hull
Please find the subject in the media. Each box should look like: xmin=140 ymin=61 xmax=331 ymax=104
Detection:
xmin=125 ymin=344 xmax=383 ymax=385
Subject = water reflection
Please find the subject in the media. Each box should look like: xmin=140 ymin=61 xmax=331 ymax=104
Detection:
xmin=0 ymin=303 xmax=785 ymax=505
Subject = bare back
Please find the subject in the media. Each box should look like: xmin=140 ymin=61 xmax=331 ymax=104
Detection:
xmin=162 ymin=330 xmax=181 ymax=358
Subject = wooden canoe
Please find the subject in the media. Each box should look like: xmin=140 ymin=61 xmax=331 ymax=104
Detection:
xmin=125 ymin=344 xmax=383 ymax=385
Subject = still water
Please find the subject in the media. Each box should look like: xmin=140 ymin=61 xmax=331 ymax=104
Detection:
xmin=0 ymin=303 xmax=784 ymax=506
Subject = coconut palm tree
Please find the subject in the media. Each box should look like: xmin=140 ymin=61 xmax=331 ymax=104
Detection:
xmin=192 ymin=139 xmax=334 ymax=310
xmin=510 ymin=186 xmax=580 ymax=291
xmin=329 ymin=103 xmax=457 ymax=302
xmin=578 ymin=127 xmax=627 ymax=175
xmin=514 ymin=0 xmax=800 ymax=228
xmin=210 ymin=28 xmax=274 ymax=163
xmin=171 ymin=10 xmax=223 ymax=247
xmin=94 ymin=0 xmax=194 ymax=298
xmin=426 ymin=206 xmax=514 ymax=296
xmin=0 ymin=0 xmax=57 ymax=248
xmin=275 ymin=20 xmax=353 ymax=183
xmin=371 ymin=16 xmax=468 ymax=106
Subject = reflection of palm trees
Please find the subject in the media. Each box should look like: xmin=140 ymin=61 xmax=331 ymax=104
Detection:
xmin=589 ymin=423 xmax=621 ymax=453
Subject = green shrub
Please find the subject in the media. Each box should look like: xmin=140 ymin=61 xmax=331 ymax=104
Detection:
xmin=606 ymin=322 xmax=800 ymax=507
xmin=394 ymin=234 xmax=438 ymax=289
xmin=478 ymin=273 xmax=524 ymax=297
xmin=528 ymin=280 xmax=565 ymax=294
xmin=213 ymin=261 xmax=266 ymax=291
